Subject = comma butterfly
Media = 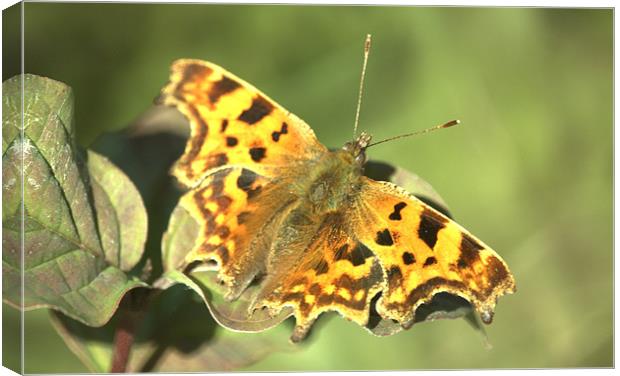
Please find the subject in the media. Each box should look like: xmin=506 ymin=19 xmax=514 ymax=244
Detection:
xmin=157 ymin=36 xmax=515 ymax=342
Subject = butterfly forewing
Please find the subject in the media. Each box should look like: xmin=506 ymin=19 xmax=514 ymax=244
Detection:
xmin=158 ymin=59 xmax=326 ymax=187
xmin=353 ymin=178 xmax=516 ymax=326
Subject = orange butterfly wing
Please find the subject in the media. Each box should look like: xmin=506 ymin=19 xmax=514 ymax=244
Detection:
xmin=159 ymin=59 xmax=515 ymax=342
xmin=158 ymin=59 xmax=326 ymax=187
xmin=249 ymin=212 xmax=385 ymax=342
xmin=250 ymin=176 xmax=515 ymax=339
xmin=159 ymin=60 xmax=326 ymax=300
xmin=352 ymin=177 xmax=516 ymax=327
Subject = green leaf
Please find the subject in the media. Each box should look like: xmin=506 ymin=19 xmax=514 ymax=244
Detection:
xmin=2 ymin=74 xmax=147 ymax=326
xmin=86 ymin=150 xmax=147 ymax=271
xmin=161 ymin=204 xmax=200 ymax=272
xmin=49 ymin=285 xmax=294 ymax=372
xmin=90 ymin=107 xmax=191 ymax=280
xmin=160 ymin=269 xmax=293 ymax=333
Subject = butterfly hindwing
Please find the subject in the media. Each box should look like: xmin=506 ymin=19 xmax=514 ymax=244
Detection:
xmin=180 ymin=167 xmax=298 ymax=300
xmin=250 ymin=212 xmax=384 ymax=342
xmin=158 ymin=59 xmax=327 ymax=187
xmin=352 ymin=177 xmax=516 ymax=326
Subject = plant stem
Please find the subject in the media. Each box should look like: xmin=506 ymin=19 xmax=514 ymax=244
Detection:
xmin=110 ymin=305 xmax=136 ymax=372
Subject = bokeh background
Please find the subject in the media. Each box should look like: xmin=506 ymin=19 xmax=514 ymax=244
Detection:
xmin=3 ymin=3 xmax=613 ymax=371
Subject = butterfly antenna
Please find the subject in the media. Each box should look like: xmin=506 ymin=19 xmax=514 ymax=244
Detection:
xmin=367 ymin=119 xmax=461 ymax=148
xmin=353 ymin=34 xmax=372 ymax=138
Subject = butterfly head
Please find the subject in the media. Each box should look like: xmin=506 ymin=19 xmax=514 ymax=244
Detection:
xmin=343 ymin=131 xmax=372 ymax=166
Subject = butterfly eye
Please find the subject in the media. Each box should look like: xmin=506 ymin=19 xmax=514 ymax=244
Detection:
xmin=355 ymin=151 xmax=367 ymax=165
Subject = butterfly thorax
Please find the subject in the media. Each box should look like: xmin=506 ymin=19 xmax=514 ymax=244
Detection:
xmin=296 ymin=132 xmax=372 ymax=215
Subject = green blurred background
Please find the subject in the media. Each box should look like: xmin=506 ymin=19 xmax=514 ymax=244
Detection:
xmin=3 ymin=3 xmax=612 ymax=371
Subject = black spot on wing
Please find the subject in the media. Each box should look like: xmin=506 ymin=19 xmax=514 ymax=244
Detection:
xmin=236 ymin=168 xmax=257 ymax=190
xmin=313 ymin=259 xmax=329 ymax=276
xmin=423 ymin=257 xmax=437 ymax=267
xmin=249 ymin=147 xmax=267 ymax=162
xmin=348 ymin=243 xmax=374 ymax=266
xmin=226 ymin=137 xmax=238 ymax=147
xmin=375 ymin=229 xmax=394 ymax=246
xmin=237 ymin=169 xmax=261 ymax=199
xmin=220 ymin=119 xmax=228 ymax=133
xmin=272 ymin=122 xmax=289 ymax=142
xmin=402 ymin=252 xmax=416 ymax=265
xmin=334 ymin=244 xmax=349 ymax=261
xmin=238 ymin=96 xmax=273 ymax=125
xmin=418 ymin=208 xmax=447 ymax=250
xmin=246 ymin=185 xmax=262 ymax=199
xmin=208 ymin=76 xmax=241 ymax=103
xmin=457 ymin=233 xmax=484 ymax=268
xmin=389 ymin=202 xmax=407 ymax=220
